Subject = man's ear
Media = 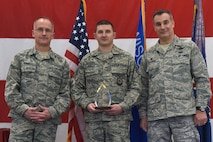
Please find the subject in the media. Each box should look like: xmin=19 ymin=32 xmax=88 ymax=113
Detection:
xmin=51 ymin=32 xmax=55 ymax=39
xmin=32 ymin=30 xmax=35 ymax=37
xmin=94 ymin=33 xmax=97 ymax=39
xmin=172 ymin=20 xmax=175 ymax=28
xmin=113 ymin=32 xmax=116 ymax=38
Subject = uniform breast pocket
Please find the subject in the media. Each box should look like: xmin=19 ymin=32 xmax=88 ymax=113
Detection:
xmin=173 ymin=54 xmax=190 ymax=64
xmin=111 ymin=67 xmax=127 ymax=87
xmin=147 ymin=59 xmax=160 ymax=79
xmin=173 ymin=54 xmax=190 ymax=73
xmin=85 ymin=70 xmax=100 ymax=91
xmin=21 ymin=62 xmax=36 ymax=83
xmin=48 ymin=67 xmax=62 ymax=89
xmin=85 ymin=70 xmax=99 ymax=80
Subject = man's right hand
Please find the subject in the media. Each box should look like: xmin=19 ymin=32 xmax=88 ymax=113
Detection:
xmin=24 ymin=106 xmax=45 ymax=124
xmin=140 ymin=117 xmax=148 ymax=132
xmin=87 ymin=103 xmax=103 ymax=113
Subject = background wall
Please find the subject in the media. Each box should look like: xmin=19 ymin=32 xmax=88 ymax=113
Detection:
xmin=0 ymin=0 xmax=213 ymax=141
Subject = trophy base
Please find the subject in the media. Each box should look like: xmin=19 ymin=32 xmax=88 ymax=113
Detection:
xmin=95 ymin=106 xmax=111 ymax=110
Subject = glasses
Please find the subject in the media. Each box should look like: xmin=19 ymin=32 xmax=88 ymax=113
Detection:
xmin=34 ymin=27 xmax=53 ymax=34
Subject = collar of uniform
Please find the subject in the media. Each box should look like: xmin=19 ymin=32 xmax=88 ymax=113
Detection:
xmin=28 ymin=47 xmax=56 ymax=60
xmin=171 ymin=35 xmax=182 ymax=48
xmin=91 ymin=44 xmax=120 ymax=57
xmin=156 ymin=35 xmax=179 ymax=46
xmin=111 ymin=45 xmax=121 ymax=55
xmin=155 ymin=35 xmax=182 ymax=52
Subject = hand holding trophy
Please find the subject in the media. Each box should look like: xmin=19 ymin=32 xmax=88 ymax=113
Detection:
xmin=94 ymin=82 xmax=112 ymax=110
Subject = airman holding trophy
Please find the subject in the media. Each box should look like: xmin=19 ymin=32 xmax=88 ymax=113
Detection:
xmin=71 ymin=20 xmax=141 ymax=142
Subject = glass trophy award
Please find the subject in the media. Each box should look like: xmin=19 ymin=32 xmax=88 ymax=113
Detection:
xmin=94 ymin=82 xmax=111 ymax=110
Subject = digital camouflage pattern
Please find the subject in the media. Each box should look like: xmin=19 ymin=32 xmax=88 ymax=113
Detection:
xmin=85 ymin=121 xmax=130 ymax=142
xmin=138 ymin=35 xmax=212 ymax=121
xmin=148 ymin=116 xmax=200 ymax=142
xmin=5 ymin=47 xmax=71 ymax=141
xmin=71 ymin=45 xmax=141 ymax=122
xmin=9 ymin=118 xmax=58 ymax=142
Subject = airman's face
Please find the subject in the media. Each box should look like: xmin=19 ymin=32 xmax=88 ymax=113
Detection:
xmin=153 ymin=13 xmax=175 ymax=40
xmin=32 ymin=18 xmax=54 ymax=47
xmin=94 ymin=24 xmax=116 ymax=47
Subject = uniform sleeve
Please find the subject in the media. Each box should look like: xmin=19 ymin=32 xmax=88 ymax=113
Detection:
xmin=137 ymin=53 xmax=149 ymax=119
xmin=119 ymin=57 xmax=142 ymax=112
xmin=48 ymin=61 xmax=71 ymax=118
xmin=71 ymin=59 xmax=93 ymax=109
xmin=190 ymin=42 xmax=212 ymax=107
xmin=5 ymin=54 xmax=29 ymax=116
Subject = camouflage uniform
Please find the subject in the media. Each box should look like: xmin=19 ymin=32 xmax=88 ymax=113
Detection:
xmin=5 ymin=48 xmax=71 ymax=142
xmin=138 ymin=35 xmax=212 ymax=141
xmin=71 ymin=45 xmax=141 ymax=142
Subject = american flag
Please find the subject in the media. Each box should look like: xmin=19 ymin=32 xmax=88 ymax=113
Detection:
xmin=65 ymin=0 xmax=89 ymax=141
xmin=65 ymin=0 xmax=90 ymax=77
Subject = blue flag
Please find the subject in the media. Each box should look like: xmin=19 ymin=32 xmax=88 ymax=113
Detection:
xmin=192 ymin=0 xmax=206 ymax=63
xmin=192 ymin=0 xmax=211 ymax=142
xmin=134 ymin=2 xmax=145 ymax=68
xmin=130 ymin=0 xmax=147 ymax=141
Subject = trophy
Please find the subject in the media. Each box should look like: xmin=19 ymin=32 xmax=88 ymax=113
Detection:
xmin=94 ymin=82 xmax=111 ymax=109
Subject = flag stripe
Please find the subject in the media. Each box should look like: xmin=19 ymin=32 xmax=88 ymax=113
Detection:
xmin=1 ymin=1 xmax=213 ymax=38
xmin=66 ymin=0 xmax=89 ymax=141
xmin=0 ymin=1 xmax=213 ymax=141
xmin=65 ymin=50 xmax=79 ymax=66
xmin=68 ymin=112 xmax=83 ymax=142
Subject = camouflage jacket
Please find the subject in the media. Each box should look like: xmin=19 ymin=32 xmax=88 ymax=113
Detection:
xmin=71 ymin=45 xmax=141 ymax=122
xmin=5 ymin=47 xmax=71 ymax=124
xmin=138 ymin=35 xmax=212 ymax=121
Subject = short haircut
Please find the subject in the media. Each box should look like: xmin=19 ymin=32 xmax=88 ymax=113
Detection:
xmin=152 ymin=9 xmax=174 ymax=21
xmin=95 ymin=20 xmax=114 ymax=32
xmin=33 ymin=17 xmax=54 ymax=31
